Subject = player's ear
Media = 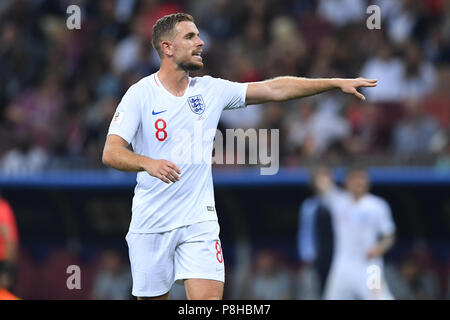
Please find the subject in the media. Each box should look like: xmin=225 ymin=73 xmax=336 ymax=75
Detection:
xmin=161 ymin=41 xmax=173 ymax=56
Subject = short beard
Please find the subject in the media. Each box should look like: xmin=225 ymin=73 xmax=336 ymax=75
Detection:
xmin=178 ymin=61 xmax=203 ymax=71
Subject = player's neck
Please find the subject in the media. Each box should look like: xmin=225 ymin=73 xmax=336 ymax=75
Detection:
xmin=157 ymin=62 xmax=189 ymax=97
xmin=351 ymin=192 xmax=366 ymax=202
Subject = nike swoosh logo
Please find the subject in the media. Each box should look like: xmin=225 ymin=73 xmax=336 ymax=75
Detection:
xmin=152 ymin=109 xmax=167 ymax=115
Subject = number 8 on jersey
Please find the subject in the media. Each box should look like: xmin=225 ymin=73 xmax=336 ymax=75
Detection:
xmin=155 ymin=119 xmax=167 ymax=141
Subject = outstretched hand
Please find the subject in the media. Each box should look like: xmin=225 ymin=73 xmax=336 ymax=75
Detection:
xmin=338 ymin=78 xmax=377 ymax=101
xmin=366 ymin=246 xmax=383 ymax=259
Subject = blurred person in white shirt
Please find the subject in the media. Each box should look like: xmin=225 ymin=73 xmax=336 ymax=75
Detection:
xmin=318 ymin=165 xmax=396 ymax=300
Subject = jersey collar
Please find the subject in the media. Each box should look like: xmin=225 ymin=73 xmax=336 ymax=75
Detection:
xmin=153 ymin=72 xmax=191 ymax=100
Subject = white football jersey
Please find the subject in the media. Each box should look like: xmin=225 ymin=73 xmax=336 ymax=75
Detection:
xmin=325 ymin=190 xmax=396 ymax=267
xmin=108 ymin=72 xmax=248 ymax=233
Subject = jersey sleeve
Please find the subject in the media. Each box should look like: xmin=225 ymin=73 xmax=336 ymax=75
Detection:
xmin=377 ymin=200 xmax=396 ymax=236
xmin=213 ymin=78 xmax=248 ymax=110
xmin=107 ymin=84 xmax=142 ymax=144
xmin=297 ymin=198 xmax=318 ymax=263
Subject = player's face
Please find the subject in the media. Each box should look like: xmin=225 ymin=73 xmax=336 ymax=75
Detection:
xmin=313 ymin=167 xmax=333 ymax=193
xmin=171 ymin=21 xmax=204 ymax=71
xmin=346 ymin=170 xmax=369 ymax=198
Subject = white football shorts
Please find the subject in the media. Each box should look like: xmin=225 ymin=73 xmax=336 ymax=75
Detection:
xmin=125 ymin=220 xmax=225 ymax=297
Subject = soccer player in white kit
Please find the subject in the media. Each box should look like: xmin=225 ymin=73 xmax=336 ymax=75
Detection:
xmin=318 ymin=166 xmax=396 ymax=300
xmin=102 ymin=13 xmax=378 ymax=300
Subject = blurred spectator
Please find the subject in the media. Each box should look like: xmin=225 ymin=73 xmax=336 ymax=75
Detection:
xmin=317 ymin=0 xmax=365 ymax=27
xmin=399 ymin=41 xmax=436 ymax=100
xmin=381 ymin=0 xmax=423 ymax=45
xmin=286 ymin=101 xmax=315 ymax=159
xmin=140 ymin=0 xmax=184 ymax=41
xmin=265 ymin=15 xmax=308 ymax=77
xmin=0 ymin=135 xmax=48 ymax=174
xmin=345 ymin=102 xmax=384 ymax=155
xmin=310 ymin=94 xmax=351 ymax=157
xmin=386 ymin=246 xmax=441 ymax=300
xmin=84 ymin=96 xmax=119 ymax=168
xmin=0 ymin=0 xmax=448 ymax=167
xmin=425 ymin=66 xmax=450 ymax=131
xmin=5 ymin=73 xmax=65 ymax=150
xmin=286 ymin=94 xmax=350 ymax=161
xmin=242 ymin=249 xmax=293 ymax=299
xmin=115 ymin=0 xmax=137 ymax=24
xmin=436 ymin=131 xmax=450 ymax=170
xmin=112 ymin=16 xmax=155 ymax=75
xmin=392 ymin=99 xmax=443 ymax=160
xmin=360 ymin=38 xmax=405 ymax=103
xmin=91 ymin=249 xmax=132 ymax=300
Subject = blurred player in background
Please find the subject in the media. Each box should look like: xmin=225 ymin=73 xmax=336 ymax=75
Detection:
xmin=297 ymin=165 xmax=334 ymax=298
xmin=317 ymin=165 xmax=396 ymax=300
xmin=102 ymin=13 xmax=378 ymax=300
xmin=0 ymin=193 xmax=19 ymax=300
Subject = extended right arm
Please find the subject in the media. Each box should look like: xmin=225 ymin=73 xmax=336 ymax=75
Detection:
xmin=102 ymin=134 xmax=180 ymax=184
xmin=245 ymin=77 xmax=377 ymax=105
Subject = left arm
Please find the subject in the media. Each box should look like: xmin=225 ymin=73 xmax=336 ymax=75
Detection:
xmin=367 ymin=200 xmax=396 ymax=259
xmin=245 ymin=76 xmax=377 ymax=105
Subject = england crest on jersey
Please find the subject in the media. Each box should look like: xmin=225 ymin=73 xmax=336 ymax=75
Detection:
xmin=188 ymin=94 xmax=205 ymax=115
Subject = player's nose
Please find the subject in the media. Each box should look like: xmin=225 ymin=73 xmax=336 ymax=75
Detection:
xmin=196 ymin=37 xmax=204 ymax=47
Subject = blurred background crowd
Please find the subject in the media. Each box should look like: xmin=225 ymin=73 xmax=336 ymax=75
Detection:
xmin=0 ymin=0 xmax=449 ymax=173
xmin=0 ymin=0 xmax=449 ymax=300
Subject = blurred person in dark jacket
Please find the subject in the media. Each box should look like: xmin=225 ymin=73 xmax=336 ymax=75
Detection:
xmin=297 ymin=165 xmax=334 ymax=299
xmin=392 ymin=98 xmax=442 ymax=161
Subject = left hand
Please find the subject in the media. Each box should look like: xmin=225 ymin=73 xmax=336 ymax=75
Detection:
xmin=366 ymin=246 xmax=383 ymax=259
xmin=338 ymin=78 xmax=377 ymax=101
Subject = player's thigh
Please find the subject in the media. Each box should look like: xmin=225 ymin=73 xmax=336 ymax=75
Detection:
xmin=323 ymin=268 xmax=354 ymax=300
xmin=174 ymin=221 xmax=225 ymax=300
xmin=184 ymin=279 xmax=224 ymax=300
xmin=126 ymin=230 xmax=178 ymax=298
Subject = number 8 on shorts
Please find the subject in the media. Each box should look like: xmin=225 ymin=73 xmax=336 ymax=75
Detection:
xmin=215 ymin=241 xmax=223 ymax=263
